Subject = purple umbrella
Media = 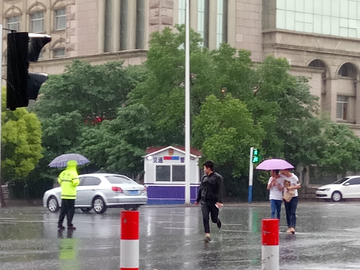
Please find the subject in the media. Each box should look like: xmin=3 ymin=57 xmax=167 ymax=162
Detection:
xmin=255 ymin=158 xmax=294 ymax=171
xmin=48 ymin=153 xmax=90 ymax=168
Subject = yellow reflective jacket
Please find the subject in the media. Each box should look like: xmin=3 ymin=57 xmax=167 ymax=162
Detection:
xmin=58 ymin=160 xmax=80 ymax=200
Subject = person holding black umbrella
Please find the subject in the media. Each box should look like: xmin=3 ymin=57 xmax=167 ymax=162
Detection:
xmin=58 ymin=160 xmax=80 ymax=231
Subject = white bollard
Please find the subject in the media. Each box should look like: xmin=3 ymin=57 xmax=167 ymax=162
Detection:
xmin=261 ymin=218 xmax=279 ymax=270
xmin=120 ymin=211 xmax=139 ymax=270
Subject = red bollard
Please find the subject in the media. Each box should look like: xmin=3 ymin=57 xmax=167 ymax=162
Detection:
xmin=261 ymin=219 xmax=279 ymax=270
xmin=120 ymin=211 xmax=139 ymax=270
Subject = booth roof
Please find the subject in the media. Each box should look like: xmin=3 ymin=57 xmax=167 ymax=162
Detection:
xmin=145 ymin=146 xmax=202 ymax=157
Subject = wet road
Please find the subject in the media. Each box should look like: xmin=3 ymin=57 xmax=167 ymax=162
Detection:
xmin=1 ymin=202 xmax=360 ymax=269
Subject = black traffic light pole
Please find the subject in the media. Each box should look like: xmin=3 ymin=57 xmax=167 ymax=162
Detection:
xmin=0 ymin=26 xmax=51 ymax=207
xmin=0 ymin=26 xmax=23 ymax=206
xmin=0 ymin=25 xmax=14 ymax=206
xmin=0 ymin=24 xmax=4 ymax=207
xmin=0 ymin=26 xmax=20 ymax=206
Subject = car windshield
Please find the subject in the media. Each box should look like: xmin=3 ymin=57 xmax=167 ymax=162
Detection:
xmin=105 ymin=175 xmax=135 ymax=184
xmin=333 ymin=177 xmax=349 ymax=184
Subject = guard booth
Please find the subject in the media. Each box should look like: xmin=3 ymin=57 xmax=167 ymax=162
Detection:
xmin=144 ymin=146 xmax=202 ymax=204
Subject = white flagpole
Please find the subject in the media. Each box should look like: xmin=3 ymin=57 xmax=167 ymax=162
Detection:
xmin=184 ymin=0 xmax=191 ymax=204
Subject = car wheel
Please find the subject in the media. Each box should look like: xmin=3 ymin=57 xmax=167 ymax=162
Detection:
xmin=92 ymin=196 xmax=107 ymax=214
xmin=80 ymin=207 xmax=92 ymax=213
xmin=47 ymin=196 xmax=59 ymax=212
xmin=124 ymin=205 xmax=140 ymax=211
xmin=331 ymin=191 xmax=342 ymax=202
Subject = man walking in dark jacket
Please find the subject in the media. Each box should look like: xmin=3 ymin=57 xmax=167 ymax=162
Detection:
xmin=195 ymin=160 xmax=223 ymax=242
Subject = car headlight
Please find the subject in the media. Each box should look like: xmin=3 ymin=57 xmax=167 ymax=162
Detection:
xmin=317 ymin=188 xmax=331 ymax=192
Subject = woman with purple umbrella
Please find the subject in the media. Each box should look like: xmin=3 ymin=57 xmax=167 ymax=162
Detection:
xmin=256 ymin=158 xmax=300 ymax=233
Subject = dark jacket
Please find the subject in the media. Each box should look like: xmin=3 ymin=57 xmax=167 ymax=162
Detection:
xmin=196 ymin=172 xmax=223 ymax=204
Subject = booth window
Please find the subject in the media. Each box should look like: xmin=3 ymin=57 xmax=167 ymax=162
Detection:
xmin=156 ymin=166 xmax=171 ymax=182
xmin=172 ymin=165 xmax=185 ymax=182
xmin=156 ymin=165 xmax=185 ymax=182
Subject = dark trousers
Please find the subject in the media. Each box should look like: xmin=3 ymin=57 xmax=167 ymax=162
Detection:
xmin=201 ymin=203 xmax=219 ymax=234
xmin=58 ymin=199 xmax=75 ymax=228
xmin=270 ymin=199 xmax=282 ymax=219
xmin=284 ymin=196 xmax=298 ymax=228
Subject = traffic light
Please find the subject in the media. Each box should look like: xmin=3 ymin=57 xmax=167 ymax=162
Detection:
xmin=252 ymin=148 xmax=260 ymax=163
xmin=7 ymin=32 xmax=51 ymax=111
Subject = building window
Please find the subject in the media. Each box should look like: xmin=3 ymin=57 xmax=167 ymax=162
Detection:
xmin=104 ymin=0 xmax=113 ymax=52
xmin=198 ymin=0 xmax=209 ymax=47
xmin=54 ymin=9 xmax=66 ymax=30
xmin=30 ymin=12 xmax=44 ymax=33
xmin=216 ymin=0 xmax=224 ymax=48
xmin=337 ymin=96 xmax=348 ymax=120
xmin=222 ymin=0 xmax=228 ymax=44
xmin=136 ymin=0 xmax=145 ymax=49
xmin=179 ymin=0 xmax=185 ymax=25
xmin=53 ymin=48 xmax=65 ymax=58
xmin=7 ymin=16 xmax=20 ymax=32
xmin=156 ymin=165 xmax=185 ymax=182
xmin=198 ymin=0 xmax=205 ymax=46
xmin=120 ymin=0 xmax=128 ymax=50
xmin=338 ymin=63 xmax=357 ymax=78
xmin=276 ymin=0 xmax=360 ymax=39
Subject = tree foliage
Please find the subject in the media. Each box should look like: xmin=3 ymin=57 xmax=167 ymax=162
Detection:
xmin=130 ymin=26 xmax=360 ymax=187
xmin=1 ymin=87 xmax=43 ymax=182
xmin=193 ymin=94 xmax=265 ymax=176
xmin=14 ymin=26 xmax=360 ymax=201
xmin=33 ymin=60 xmax=133 ymax=120
xmin=29 ymin=60 xmax=149 ymax=182
xmin=80 ymin=104 xmax=153 ymax=178
xmin=317 ymin=119 xmax=360 ymax=174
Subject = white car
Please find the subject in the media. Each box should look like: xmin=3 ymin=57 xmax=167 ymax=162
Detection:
xmin=316 ymin=175 xmax=360 ymax=202
xmin=43 ymin=173 xmax=147 ymax=214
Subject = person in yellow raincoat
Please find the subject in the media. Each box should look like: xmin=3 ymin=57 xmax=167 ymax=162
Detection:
xmin=58 ymin=160 xmax=80 ymax=231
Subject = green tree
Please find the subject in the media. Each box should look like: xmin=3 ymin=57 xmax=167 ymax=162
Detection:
xmin=26 ymin=60 xmax=147 ymax=195
xmin=0 ymin=87 xmax=43 ymax=203
xmin=79 ymin=104 xmax=153 ymax=178
xmin=1 ymin=87 xmax=43 ymax=181
xmin=193 ymin=94 xmax=265 ymax=176
xmin=317 ymin=119 xmax=360 ymax=174
xmin=248 ymin=56 xmax=320 ymax=162
xmin=129 ymin=25 xmax=220 ymax=145
xmin=31 ymin=60 xmax=142 ymax=164
xmin=33 ymin=60 xmax=133 ymax=120
xmin=130 ymin=26 xmax=360 ymax=195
